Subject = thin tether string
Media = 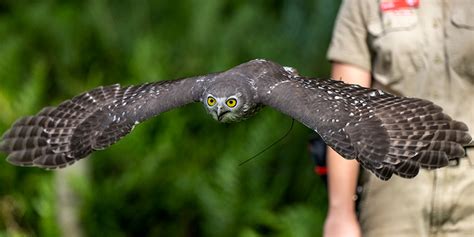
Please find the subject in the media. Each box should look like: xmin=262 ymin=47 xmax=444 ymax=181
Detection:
xmin=239 ymin=119 xmax=295 ymax=166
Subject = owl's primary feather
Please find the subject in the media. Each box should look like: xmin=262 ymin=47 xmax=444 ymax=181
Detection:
xmin=0 ymin=59 xmax=471 ymax=180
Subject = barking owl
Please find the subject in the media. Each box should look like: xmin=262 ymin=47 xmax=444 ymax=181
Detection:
xmin=0 ymin=59 xmax=471 ymax=180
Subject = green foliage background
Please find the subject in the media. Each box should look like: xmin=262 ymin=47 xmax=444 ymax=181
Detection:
xmin=0 ymin=0 xmax=341 ymax=236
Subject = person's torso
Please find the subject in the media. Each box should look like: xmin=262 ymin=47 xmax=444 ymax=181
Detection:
xmin=363 ymin=0 xmax=474 ymax=137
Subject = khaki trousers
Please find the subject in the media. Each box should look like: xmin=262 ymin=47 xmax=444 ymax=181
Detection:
xmin=359 ymin=148 xmax=474 ymax=237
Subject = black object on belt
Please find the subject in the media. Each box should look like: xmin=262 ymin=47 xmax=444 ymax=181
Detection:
xmin=449 ymin=147 xmax=472 ymax=167
xmin=448 ymin=157 xmax=460 ymax=167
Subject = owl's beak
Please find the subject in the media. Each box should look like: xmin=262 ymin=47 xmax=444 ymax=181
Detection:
xmin=216 ymin=107 xmax=229 ymax=121
xmin=217 ymin=112 xmax=229 ymax=121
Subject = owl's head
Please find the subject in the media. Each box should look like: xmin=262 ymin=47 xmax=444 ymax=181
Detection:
xmin=201 ymin=79 xmax=259 ymax=123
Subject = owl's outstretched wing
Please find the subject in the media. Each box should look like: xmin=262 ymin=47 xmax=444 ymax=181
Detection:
xmin=262 ymin=76 xmax=471 ymax=180
xmin=1 ymin=59 xmax=472 ymax=179
xmin=0 ymin=78 xmax=205 ymax=169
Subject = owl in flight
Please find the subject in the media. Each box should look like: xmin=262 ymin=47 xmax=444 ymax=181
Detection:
xmin=0 ymin=59 xmax=471 ymax=180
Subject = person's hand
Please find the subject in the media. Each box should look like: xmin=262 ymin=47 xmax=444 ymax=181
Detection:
xmin=323 ymin=208 xmax=361 ymax=237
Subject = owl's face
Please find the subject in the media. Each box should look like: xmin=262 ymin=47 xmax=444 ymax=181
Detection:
xmin=201 ymin=79 xmax=257 ymax=123
xmin=203 ymin=92 xmax=245 ymax=123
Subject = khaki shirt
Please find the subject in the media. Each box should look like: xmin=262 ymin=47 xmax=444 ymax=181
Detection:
xmin=327 ymin=0 xmax=474 ymax=139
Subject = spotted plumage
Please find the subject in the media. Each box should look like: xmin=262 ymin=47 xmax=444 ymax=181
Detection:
xmin=0 ymin=59 xmax=471 ymax=180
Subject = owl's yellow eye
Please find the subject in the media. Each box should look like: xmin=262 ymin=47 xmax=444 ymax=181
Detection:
xmin=207 ymin=96 xmax=216 ymax=106
xmin=226 ymin=98 xmax=237 ymax=108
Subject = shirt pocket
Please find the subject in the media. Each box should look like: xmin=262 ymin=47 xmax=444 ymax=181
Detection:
xmin=367 ymin=11 xmax=426 ymax=86
xmin=449 ymin=5 xmax=474 ymax=82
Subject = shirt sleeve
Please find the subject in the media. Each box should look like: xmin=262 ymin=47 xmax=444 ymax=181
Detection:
xmin=327 ymin=0 xmax=371 ymax=72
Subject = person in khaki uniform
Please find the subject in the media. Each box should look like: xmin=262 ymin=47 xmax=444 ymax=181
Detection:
xmin=323 ymin=0 xmax=474 ymax=237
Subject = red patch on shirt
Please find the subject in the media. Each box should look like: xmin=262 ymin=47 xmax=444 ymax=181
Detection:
xmin=380 ymin=0 xmax=419 ymax=12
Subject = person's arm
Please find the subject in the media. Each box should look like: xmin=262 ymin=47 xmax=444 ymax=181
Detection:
xmin=323 ymin=62 xmax=371 ymax=237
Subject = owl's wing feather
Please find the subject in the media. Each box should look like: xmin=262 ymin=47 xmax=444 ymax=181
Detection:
xmin=0 ymin=78 xmax=204 ymax=169
xmin=262 ymin=77 xmax=471 ymax=180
